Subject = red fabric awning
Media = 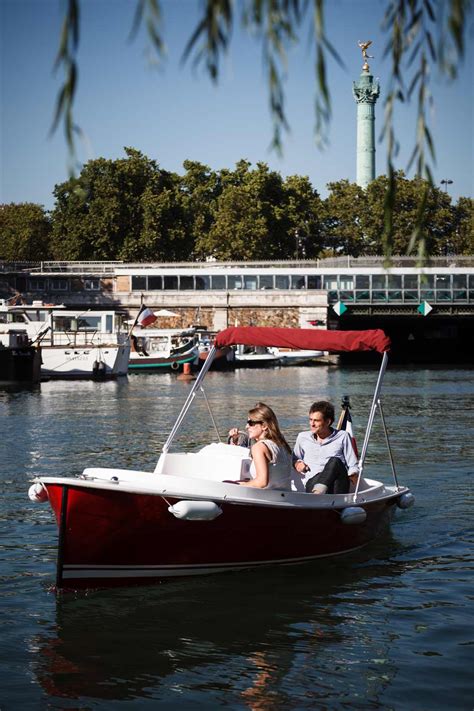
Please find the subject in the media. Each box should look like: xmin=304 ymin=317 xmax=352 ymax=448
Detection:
xmin=214 ymin=327 xmax=391 ymax=354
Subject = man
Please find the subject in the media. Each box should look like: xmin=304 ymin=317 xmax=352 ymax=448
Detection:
xmin=293 ymin=400 xmax=359 ymax=494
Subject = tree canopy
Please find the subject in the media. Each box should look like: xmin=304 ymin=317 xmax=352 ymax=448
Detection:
xmin=0 ymin=203 xmax=52 ymax=260
xmin=2 ymin=152 xmax=472 ymax=261
xmin=52 ymin=0 xmax=472 ymax=260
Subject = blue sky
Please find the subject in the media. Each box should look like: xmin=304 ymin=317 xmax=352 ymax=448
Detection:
xmin=1 ymin=0 xmax=473 ymax=211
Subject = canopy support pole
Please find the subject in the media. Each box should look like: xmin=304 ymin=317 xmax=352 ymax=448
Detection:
xmin=159 ymin=346 xmax=218 ymax=458
xmin=355 ymin=352 xmax=388 ymax=495
xmin=200 ymin=385 xmax=222 ymax=443
xmin=377 ymin=398 xmax=400 ymax=489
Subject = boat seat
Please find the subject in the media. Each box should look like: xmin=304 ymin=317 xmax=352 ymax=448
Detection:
xmin=156 ymin=443 xmax=251 ymax=482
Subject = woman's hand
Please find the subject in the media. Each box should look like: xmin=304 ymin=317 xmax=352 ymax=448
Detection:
xmin=228 ymin=427 xmax=240 ymax=444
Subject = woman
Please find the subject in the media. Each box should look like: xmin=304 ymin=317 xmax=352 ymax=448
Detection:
xmin=238 ymin=402 xmax=292 ymax=491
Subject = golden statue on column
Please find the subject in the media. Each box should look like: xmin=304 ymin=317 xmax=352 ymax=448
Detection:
xmin=358 ymin=40 xmax=373 ymax=71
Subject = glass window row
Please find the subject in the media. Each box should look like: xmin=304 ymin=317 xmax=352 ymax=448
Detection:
xmin=131 ymin=274 xmax=315 ymax=291
xmin=130 ymin=273 xmax=474 ymax=296
xmin=27 ymin=278 xmax=101 ymax=291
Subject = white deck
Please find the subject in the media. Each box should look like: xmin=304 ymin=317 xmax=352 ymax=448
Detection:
xmin=34 ymin=442 xmax=406 ymax=510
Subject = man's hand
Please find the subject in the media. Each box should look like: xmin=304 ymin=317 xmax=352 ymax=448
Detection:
xmin=294 ymin=459 xmax=310 ymax=474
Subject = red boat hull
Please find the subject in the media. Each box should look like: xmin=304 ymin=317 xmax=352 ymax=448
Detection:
xmin=46 ymin=484 xmax=395 ymax=589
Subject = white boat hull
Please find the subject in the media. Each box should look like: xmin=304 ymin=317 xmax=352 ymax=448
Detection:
xmin=40 ymin=343 xmax=130 ymax=378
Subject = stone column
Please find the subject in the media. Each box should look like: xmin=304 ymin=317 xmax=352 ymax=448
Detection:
xmin=353 ymin=67 xmax=380 ymax=189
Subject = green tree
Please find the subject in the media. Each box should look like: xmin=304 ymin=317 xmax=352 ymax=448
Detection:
xmin=365 ymin=173 xmax=459 ymax=256
xmin=0 ymin=203 xmax=52 ymax=260
xmin=199 ymin=184 xmax=268 ymax=260
xmin=283 ymin=175 xmax=324 ymax=258
xmin=195 ymin=161 xmax=301 ymax=260
xmin=322 ymin=180 xmax=367 ymax=256
xmin=451 ymin=197 xmax=474 ymax=254
xmin=52 ymin=0 xmax=471 ymax=260
xmin=51 ymin=147 xmax=185 ymax=260
xmin=123 ymin=179 xmax=190 ymax=261
xmin=180 ymin=161 xmax=222 ymax=258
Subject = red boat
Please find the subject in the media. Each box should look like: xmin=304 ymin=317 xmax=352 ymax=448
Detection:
xmin=28 ymin=327 xmax=414 ymax=590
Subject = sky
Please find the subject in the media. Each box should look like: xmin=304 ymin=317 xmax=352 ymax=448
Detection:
xmin=1 ymin=0 xmax=473 ymax=211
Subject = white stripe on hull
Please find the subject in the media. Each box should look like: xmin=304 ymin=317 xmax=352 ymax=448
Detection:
xmin=62 ymin=544 xmax=366 ymax=579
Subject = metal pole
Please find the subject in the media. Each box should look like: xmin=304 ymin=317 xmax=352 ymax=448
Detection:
xmin=377 ymin=398 xmax=400 ymax=488
xmin=355 ymin=351 xmax=388 ymax=494
xmin=200 ymin=385 xmax=222 ymax=442
xmin=160 ymin=345 xmax=218 ymax=455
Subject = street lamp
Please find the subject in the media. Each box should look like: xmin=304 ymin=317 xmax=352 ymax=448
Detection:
xmin=440 ymin=179 xmax=453 ymax=193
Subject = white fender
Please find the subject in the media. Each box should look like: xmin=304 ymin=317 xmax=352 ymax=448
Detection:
xmin=340 ymin=506 xmax=367 ymax=525
xmin=397 ymin=491 xmax=415 ymax=509
xmin=168 ymin=500 xmax=223 ymax=521
xmin=28 ymin=482 xmax=48 ymax=503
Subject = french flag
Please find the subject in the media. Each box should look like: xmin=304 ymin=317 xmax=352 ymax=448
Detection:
xmin=137 ymin=306 xmax=156 ymax=328
xmin=338 ymin=402 xmax=359 ymax=458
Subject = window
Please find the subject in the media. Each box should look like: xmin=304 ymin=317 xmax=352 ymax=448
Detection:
xmin=387 ymin=275 xmax=402 ymax=302
xmin=339 ymin=276 xmax=354 ymax=289
xmin=275 ymin=275 xmax=290 ymax=289
xmin=355 ymin=275 xmax=370 ymax=289
xmin=322 ymin=275 xmax=337 ymax=290
xmin=420 ymin=275 xmax=434 ymax=287
xmin=435 ymin=275 xmax=451 ymax=289
xmin=404 ymin=274 xmax=418 ymax=289
xmin=388 ymin=275 xmax=402 ymax=289
xmin=307 ymin=275 xmax=321 ymax=289
xmin=148 ymin=276 xmax=162 ymax=290
xmin=132 ymin=276 xmax=147 ymax=291
xmin=290 ymin=275 xmax=305 ymax=289
xmin=78 ymin=316 xmax=102 ymax=330
xmin=453 ymin=275 xmax=467 ymax=300
xmin=340 ymin=290 xmax=355 ymax=302
xmin=29 ymin=279 xmax=45 ymax=291
xmin=259 ymin=275 xmax=273 ymax=290
xmin=180 ymin=276 xmax=194 ymax=290
xmin=195 ymin=276 xmax=210 ymax=290
xmin=84 ymin=278 xmax=100 ymax=291
xmin=211 ymin=275 xmax=226 ymax=290
xmin=244 ymin=275 xmax=258 ymax=290
xmin=54 ymin=315 xmax=102 ymax=331
xmin=228 ymin=275 xmax=242 ymax=290
xmin=50 ymin=279 xmax=68 ymax=291
xmin=163 ymin=276 xmax=178 ymax=290
xmin=372 ymin=275 xmax=386 ymax=289
xmin=453 ymin=274 xmax=467 ymax=289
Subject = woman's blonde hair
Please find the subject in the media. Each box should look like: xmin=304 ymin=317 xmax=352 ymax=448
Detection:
xmin=248 ymin=402 xmax=291 ymax=453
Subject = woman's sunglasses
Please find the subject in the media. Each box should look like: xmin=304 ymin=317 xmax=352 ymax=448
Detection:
xmin=246 ymin=419 xmax=263 ymax=426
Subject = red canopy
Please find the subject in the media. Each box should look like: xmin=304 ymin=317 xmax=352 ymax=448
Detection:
xmin=214 ymin=327 xmax=391 ymax=354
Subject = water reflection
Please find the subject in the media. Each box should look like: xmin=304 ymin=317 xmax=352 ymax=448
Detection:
xmin=31 ymin=536 xmax=410 ymax=706
xmin=2 ymin=366 xmax=472 ymax=708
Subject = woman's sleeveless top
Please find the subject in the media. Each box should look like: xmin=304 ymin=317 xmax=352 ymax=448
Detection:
xmin=249 ymin=439 xmax=292 ymax=491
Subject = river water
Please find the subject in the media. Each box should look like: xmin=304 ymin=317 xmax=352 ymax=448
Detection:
xmin=1 ymin=365 xmax=473 ymax=710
